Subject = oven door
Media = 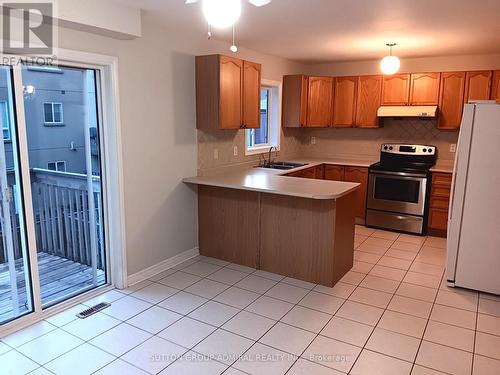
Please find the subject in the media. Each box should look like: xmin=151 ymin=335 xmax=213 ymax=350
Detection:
xmin=367 ymin=171 xmax=428 ymax=216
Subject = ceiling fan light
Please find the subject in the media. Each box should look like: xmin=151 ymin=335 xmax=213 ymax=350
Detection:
xmin=380 ymin=55 xmax=400 ymax=75
xmin=202 ymin=0 xmax=242 ymax=28
xmin=248 ymin=0 xmax=272 ymax=6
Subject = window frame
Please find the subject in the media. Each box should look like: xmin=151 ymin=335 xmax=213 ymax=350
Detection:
xmin=245 ymin=79 xmax=281 ymax=156
xmin=43 ymin=102 xmax=64 ymax=125
xmin=0 ymin=100 xmax=11 ymax=141
xmin=47 ymin=160 xmax=67 ymax=172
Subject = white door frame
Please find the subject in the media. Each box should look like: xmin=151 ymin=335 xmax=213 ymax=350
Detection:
xmin=0 ymin=48 xmax=126 ymax=337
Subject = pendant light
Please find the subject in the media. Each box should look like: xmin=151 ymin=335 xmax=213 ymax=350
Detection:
xmin=380 ymin=43 xmax=400 ymax=75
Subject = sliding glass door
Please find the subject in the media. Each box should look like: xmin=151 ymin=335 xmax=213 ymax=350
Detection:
xmin=0 ymin=62 xmax=108 ymax=325
xmin=0 ymin=66 xmax=33 ymax=324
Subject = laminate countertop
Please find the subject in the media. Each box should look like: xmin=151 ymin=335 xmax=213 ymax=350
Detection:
xmin=183 ymin=160 xmax=365 ymax=200
xmin=430 ymin=161 xmax=454 ymax=174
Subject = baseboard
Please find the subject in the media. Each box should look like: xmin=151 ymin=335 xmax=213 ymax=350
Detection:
xmin=127 ymin=247 xmax=199 ymax=286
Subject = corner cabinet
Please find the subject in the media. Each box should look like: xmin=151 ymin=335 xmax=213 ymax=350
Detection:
xmin=282 ymin=75 xmax=308 ymax=128
xmin=282 ymin=75 xmax=333 ymax=128
xmin=343 ymin=167 xmax=368 ymax=219
xmin=322 ymin=164 xmax=368 ymax=220
xmin=195 ymin=54 xmax=261 ymax=130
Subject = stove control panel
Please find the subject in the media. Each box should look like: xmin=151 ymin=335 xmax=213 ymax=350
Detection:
xmin=381 ymin=144 xmax=436 ymax=156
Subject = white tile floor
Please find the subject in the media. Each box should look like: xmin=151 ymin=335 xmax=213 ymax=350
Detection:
xmin=2 ymin=225 xmax=500 ymax=375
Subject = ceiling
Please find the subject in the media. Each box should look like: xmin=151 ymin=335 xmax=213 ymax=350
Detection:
xmin=115 ymin=0 xmax=500 ymax=63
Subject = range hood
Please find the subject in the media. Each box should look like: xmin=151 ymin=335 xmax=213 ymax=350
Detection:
xmin=377 ymin=105 xmax=437 ymax=118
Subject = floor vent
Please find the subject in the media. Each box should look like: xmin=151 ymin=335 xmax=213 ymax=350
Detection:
xmin=76 ymin=302 xmax=111 ymax=319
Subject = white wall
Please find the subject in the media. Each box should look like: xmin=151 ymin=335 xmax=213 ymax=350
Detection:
xmin=311 ymin=53 xmax=500 ymax=76
xmin=57 ymin=11 xmax=306 ymax=276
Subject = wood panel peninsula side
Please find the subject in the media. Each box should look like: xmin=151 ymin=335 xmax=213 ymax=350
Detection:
xmin=183 ymin=165 xmax=360 ymax=287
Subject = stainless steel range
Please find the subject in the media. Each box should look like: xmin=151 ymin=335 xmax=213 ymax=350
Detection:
xmin=366 ymin=144 xmax=437 ymax=235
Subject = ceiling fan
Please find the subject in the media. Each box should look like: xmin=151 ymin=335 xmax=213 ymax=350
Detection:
xmin=185 ymin=0 xmax=272 ymax=28
xmin=185 ymin=0 xmax=272 ymax=9
xmin=186 ymin=0 xmax=272 ymax=52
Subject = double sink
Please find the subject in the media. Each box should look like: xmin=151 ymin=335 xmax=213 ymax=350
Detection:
xmin=256 ymin=161 xmax=308 ymax=170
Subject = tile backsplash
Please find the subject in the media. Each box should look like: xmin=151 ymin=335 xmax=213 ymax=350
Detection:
xmin=299 ymin=118 xmax=459 ymax=162
xmin=197 ymin=119 xmax=459 ymax=175
xmin=197 ymin=128 xmax=303 ymax=175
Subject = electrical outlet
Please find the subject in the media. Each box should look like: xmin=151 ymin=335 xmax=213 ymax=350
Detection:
xmin=311 ymin=136 xmax=316 ymax=145
xmin=213 ymin=149 xmax=219 ymax=160
xmin=233 ymin=146 xmax=238 ymax=156
xmin=450 ymin=144 xmax=456 ymax=153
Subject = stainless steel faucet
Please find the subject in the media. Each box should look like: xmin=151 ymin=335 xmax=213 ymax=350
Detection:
xmin=267 ymin=146 xmax=278 ymax=167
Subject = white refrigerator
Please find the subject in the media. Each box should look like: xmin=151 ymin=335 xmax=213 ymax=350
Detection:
xmin=447 ymin=101 xmax=500 ymax=295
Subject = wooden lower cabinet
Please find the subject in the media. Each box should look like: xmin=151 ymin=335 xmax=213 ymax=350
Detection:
xmin=287 ymin=165 xmax=323 ymax=179
xmin=198 ymin=186 xmax=259 ymax=267
xmin=428 ymin=172 xmax=452 ymax=236
xmin=260 ymin=192 xmax=355 ymax=286
xmin=324 ymin=165 xmax=345 ymax=181
xmin=289 ymin=164 xmax=368 ymax=220
xmin=343 ymin=167 xmax=368 ymax=220
xmin=197 ymin=185 xmax=356 ymax=287
xmin=428 ymin=208 xmax=449 ymax=232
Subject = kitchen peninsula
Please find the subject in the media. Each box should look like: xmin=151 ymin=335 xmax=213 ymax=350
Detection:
xmin=183 ymin=165 xmax=360 ymax=287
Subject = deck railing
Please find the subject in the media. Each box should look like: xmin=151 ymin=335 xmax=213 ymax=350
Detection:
xmin=0 ymin=169 xmax=104 ymax=270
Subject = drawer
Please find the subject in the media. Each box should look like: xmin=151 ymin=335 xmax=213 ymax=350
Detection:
xmin=428 ymin=208 xmax=449 ymax=231
xmin=432 ymin=172 xmax=452 ymax=186
xmin=430 ymin=195 xmax=450 ymax=210
xmin=431 ymin=185 xmax=451 ymax=198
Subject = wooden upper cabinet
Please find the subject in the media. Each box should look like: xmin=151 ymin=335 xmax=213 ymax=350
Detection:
xmin=282 ymin=75 xmax=308 ymax=127
xmin=438 ymin=72 xmax=466 ymax=130
xmin=343 ymin=167 xmax=368 ymax=219
xmin=242 ymin=60 xmax=262 ymax=129
xmin=464 ymin=70 xmax=492 ymax=103
xmin=382 ymin=74 xmax=410 ymax=105
xmin=355 ymin=75 xmax=382 ymax=128
xmin=306 ymin=76 xmax=333 ymax=127
xmin=333 ymin=76 xmax=357 ymax=127
xmin=196 ymin=54 xmax=261 ymax=130
xmin=219 ymin=55 xmax=243 ymax=129
xmin=492 ymin=70 xmax=500 ymax=101
xmin=409 ymin=73 xmax=441 ymax=105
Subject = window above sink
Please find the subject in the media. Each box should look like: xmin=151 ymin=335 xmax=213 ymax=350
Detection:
xmin=246 ymin=79 xmax=281 ymax=155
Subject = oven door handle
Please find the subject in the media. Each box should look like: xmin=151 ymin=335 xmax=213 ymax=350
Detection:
xmin=369 ymin=170 xmax=427 ymax=179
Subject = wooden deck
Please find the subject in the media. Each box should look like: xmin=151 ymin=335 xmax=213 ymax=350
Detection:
xmin=0 ymin=252 xmax=105 ymax=324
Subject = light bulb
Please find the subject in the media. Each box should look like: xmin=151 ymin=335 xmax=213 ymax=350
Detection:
xmin=248 ymin=0 xmax=271 ymax=6
xmin=230 ymin=44 xmax=238 ymax=53
xmin=380 ymin=55 xmax=400 ymax=75
xmin=203 ymin=0 xmax=241 ymax=28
